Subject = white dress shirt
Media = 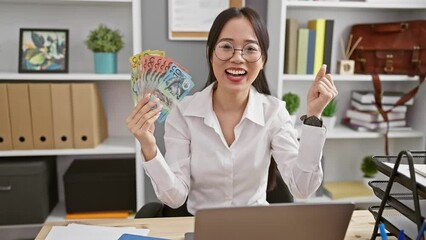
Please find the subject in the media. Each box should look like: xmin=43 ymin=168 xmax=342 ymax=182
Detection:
xmin=142 ymin=84 xmax=327 ymax=214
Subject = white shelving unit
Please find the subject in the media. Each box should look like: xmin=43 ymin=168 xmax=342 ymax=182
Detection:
xmin=0 ymin=136 xmax=135 ymax=157
xmin=266 ymin=0 xmax=426 ymax=202
xmin=0 ymin=73 xmax=131 ymax=81
xmin=0 ymin=0 xmax=142 ymax=238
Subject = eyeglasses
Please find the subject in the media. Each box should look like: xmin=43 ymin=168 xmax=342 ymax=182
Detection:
xmin=214 ymin=41 xmax=262 ymax=63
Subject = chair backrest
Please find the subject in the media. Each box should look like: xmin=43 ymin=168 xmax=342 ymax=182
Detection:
xmin=266 ymin=169 xmax=294 ymax=203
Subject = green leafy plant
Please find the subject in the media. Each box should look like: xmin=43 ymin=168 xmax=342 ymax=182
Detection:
xmin=282 ymin=92 xmax=300 ymax=115
xmin=85 ymin=24 xmax=124 ymax=52
xmin=361 ymin=155 xmax=378 ymax=178
xmin=322 ymin=99 xmax=337 ymax=117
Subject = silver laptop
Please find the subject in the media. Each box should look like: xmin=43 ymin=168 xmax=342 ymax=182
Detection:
xmin=185 ymin=202 xmax=355 ymax=240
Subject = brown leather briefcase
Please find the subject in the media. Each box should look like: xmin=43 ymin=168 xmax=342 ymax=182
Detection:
xmin=349 ymin=20 xmax=426 ymax=155
xmin=350 ymin=20 xmax=426 ymax=75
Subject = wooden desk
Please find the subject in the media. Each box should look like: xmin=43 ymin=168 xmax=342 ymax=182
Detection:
xmin=36 ymin=210 xmax=384 ymax=240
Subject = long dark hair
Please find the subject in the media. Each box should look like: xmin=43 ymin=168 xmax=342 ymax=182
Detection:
xmin=204 ymin=7 xmax=277 ymax=191
xmin=204 ymin=7 xmax=271 ymax=95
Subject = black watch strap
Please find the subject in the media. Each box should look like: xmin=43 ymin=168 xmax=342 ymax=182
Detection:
xmin=300 ymin=115 xmax=323 ymax=127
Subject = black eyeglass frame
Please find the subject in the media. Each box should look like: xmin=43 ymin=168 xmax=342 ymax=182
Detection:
xmin=213 ymin=41 xmax=263 ymax=63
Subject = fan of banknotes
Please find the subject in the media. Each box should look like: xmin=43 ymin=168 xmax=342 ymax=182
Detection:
xmin=129 ymin=49 xmax=195 ymax=123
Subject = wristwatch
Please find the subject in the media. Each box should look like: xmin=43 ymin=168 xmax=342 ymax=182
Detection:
xmin=300 ymin=115 xmax=323 ymax=127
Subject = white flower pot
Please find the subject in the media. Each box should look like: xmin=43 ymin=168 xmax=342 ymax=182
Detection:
xmin=322 ymin=116 xmax=336 ymax=129
xmin=363 ymin=177 xmax=375 ymax=187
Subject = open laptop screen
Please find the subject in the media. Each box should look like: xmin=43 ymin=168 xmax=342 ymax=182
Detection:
xmin=186 ymin=202 xmax=355 ymax=240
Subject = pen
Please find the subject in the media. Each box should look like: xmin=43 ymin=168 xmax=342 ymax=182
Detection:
xmin=379 ymin=223 xmax=388 ymax=240
xmin=398 ymin=229 xmax=404 ymax=240
xmin=416 ymin=221 xmax=426 ymax=240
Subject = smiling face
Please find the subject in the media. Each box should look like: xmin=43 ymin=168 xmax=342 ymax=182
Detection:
xmin=211 ymin=17 xmax=265 ymax=95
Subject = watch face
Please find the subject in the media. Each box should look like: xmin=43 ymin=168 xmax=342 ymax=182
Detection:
xmin=304 ymin=116 xmax=322 ymax=127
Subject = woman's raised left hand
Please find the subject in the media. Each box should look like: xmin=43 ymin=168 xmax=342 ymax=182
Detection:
xmin=306 ymin=64 xmax=338 ymax=118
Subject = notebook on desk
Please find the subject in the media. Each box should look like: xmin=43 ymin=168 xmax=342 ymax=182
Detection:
xmin=185 ymin=202 xmax=355 ymax=240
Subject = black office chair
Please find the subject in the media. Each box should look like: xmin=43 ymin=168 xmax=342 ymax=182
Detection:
xmin=134 ymin=169 xmax=293 ymax=218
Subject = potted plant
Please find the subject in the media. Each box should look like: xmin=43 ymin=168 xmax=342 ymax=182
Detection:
xmin=361 ymin=155 xmax=378 ymax=185
xmin=282 ymin=92 xmax=300 ymax=126
xmin=322 ymin=99 xmax=337 ymax=128
xmin=85 ymin=24 xmax=124 ymax=74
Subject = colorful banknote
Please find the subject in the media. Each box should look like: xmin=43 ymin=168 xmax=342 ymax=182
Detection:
xmin=129 ymin=50 xmax=194 ymax=123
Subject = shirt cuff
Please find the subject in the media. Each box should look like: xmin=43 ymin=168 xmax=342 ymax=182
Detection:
xmin=297 ymin=124 xmax=327 ymax=171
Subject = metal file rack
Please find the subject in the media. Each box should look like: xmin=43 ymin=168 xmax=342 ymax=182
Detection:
xmin=368 ymin=150 xmax=426 ymax=240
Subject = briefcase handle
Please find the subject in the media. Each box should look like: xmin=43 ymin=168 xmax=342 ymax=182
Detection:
xmin=372 ymin=73 xmax=425 ymax=155
xmin=372 ymin=22 xmax=409 ymax=33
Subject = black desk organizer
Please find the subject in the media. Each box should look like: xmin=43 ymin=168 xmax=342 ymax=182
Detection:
xmin=368 ymin=150 xmax=426 ymax=240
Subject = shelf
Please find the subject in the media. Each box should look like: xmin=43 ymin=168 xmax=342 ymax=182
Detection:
xmin=0 ymin=0 xmax=131 ymax=4
xmin=0 ymin=72 xmax=131 ymax=81
xmin=374 ymin=157 xmax=426 ymax=199
xmin=45 ymin=201 xmax=135 ymax=222
xmin=45 ymin=201 xmax=66 ymax=222
xmin=296 ymin=124 xmax=424 ymax=139
xmin=369 ymin=180 xmax=426 ymax=224
xmin=296 ymin=194 xmax=381 ymax=205
xmin=369 ymin=205 xmax=419 ymax=239
xmin=282 ymin=74 xmax=420 ymax=82
xmin=285 ymin=1 xmax=426 ymax=10
xmin=0 ymin=136 xmax=136 ymax=157
xmin=325 ymin=124 xmax=424 ymax=139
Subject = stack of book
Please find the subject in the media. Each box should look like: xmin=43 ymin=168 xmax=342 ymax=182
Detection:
xmin=323 ymin=181 xmax=373 ymax=200
xmin=284 ymin=18 xmax=334 ymax=74
xmin=343 ymin=90 xmax=414 ymax=132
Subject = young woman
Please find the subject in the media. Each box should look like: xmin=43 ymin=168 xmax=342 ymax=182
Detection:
xmin=127 ymin=7 xmax=338 ymax=215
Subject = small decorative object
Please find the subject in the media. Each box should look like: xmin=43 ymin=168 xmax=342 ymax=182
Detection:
xmin=282 ymin=92 xmax=300 ymax=126
xmin=85 ymin=24 xmax=124 ymax=74
xmin=361 ymin=155 xmax=377 ymax=186
xmin=19 ymin=28 xmax=69 ymax=73
xmin=337 ymin=34 xmax=362 ymax=75
xmin=322 ymin=99 xmax=337 ymax=128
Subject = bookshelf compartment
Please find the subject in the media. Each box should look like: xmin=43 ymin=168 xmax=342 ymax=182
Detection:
xmin=267 ymin=2 xmax=426 ymax=201
xmin=0 ymin=0 xmax=142 ymax=237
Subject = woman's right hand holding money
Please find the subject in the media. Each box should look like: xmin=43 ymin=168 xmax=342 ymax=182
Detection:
xmin=126 ymin=94 xmax=162 ymax=161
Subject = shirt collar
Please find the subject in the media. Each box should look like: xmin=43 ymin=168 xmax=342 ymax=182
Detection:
xmin=182 ymin=83 xmax=265 ymax=126
xmin=245 ymin=86 xmax=265 ymax=126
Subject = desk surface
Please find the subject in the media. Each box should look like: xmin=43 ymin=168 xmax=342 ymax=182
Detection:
xmin=35 ymin=210 xmax=382 ymax=240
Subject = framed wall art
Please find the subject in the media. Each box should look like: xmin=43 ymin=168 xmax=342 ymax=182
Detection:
xmin=168 ymin=0 xmax=244 ymax=41
xmin=18 ymin=28 xmax=69 ymax=73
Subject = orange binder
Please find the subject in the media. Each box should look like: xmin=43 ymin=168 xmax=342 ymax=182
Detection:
xmin=29 ymin=83 xmax=55 ymax=149
xmin=7 ymin=84 xmax=34 ymax=149
xmin=65 ymin=211 xmax=129 ymax=219
xmin=71 ymin=83 xmax=108 ymax=148
xmin=0 ymin=84 xmax=13 ymax=150
xmin=51 ymin=83 xmax=74 ymax=149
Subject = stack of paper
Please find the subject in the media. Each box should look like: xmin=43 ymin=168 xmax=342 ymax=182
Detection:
xmin=414 ymin=164 xmax=426 ymax=177
xmin=45 ymin=223 xmax=150 ymax=240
